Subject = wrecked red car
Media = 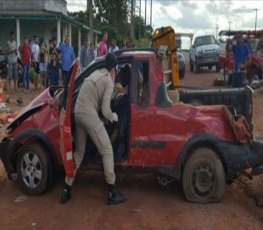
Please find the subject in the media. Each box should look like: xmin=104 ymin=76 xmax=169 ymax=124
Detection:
xmin=0 ymin=48 xmax=262 ymax=203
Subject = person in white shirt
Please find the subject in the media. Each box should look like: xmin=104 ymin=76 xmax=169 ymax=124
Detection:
xmin=6 ymin=31 xmax=18 ymax=92
xmin=31 ymin=35 xmax=40 ymax=90
xmin=108 ymin=39 xmax=119 ymax=53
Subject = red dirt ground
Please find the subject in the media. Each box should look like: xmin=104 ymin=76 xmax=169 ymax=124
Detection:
xmin=0 ymin=64 xmax=262 ymax=230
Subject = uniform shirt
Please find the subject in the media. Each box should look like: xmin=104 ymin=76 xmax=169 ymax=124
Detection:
xmin=7 ymin=40 xmax=17 ymax=63
xmin=232 ymin=43 xmax=250 ymax=72
xmin=75 ymin=68 xmax=115 ymax=122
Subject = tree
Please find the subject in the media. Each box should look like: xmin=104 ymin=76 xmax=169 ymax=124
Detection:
xmin=134 ymin=15 xmax=145 ymax=40
xmin=94 ymin=0 xmax=129 ymax=26
xmin=68 ymin=0 xmax=151 ymax=48
xmin=94 ymin=0 xmax=130 ymax=37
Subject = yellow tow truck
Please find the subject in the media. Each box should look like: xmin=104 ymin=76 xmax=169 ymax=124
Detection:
xmin=151 ymin=26 xmax=180 ymax=88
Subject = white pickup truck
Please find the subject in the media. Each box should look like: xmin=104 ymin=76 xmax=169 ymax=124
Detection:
xmin=190 ymin=35 xmax=221 ymax=73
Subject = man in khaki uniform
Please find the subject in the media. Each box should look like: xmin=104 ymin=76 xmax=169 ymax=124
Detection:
xmin=60 ymin=53 xmax=126 ymax=205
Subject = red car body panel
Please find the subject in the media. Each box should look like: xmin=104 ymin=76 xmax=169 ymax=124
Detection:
xmin=60 ymin=59 xmax=80 ymax=177
xmin=129 ymin=102 xmax=236 ymax=166
xmin=9 ymin=90 xmax=62 ymax=164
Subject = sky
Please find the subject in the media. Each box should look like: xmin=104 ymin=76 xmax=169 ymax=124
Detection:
xmin=67 ymin=0 xmax=263 ymax=48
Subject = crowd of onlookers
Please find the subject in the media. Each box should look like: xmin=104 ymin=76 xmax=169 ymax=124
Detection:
xmin=0 ymin=31 xmax=75 ymax=93
xmin=0 ymin=30 xmax=134 ymax=94
xmin=80 ymin=32 xmax=134 ymax=70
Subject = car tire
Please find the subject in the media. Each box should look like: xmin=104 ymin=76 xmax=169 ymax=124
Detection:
xmin=16 ymin=142 xmax=53 ymax=195
xmin=182 ymin=147 xmax=225 ymax=203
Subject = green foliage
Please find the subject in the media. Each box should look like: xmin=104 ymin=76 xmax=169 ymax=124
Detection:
xmin=68 ymin=0 xmax=154 ymax=48
xmin=94 ymin=0 xmax=130 ymax=27
xmin=134 ymin=38 xmax=151 ymax=48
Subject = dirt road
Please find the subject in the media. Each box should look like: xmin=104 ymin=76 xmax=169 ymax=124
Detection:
xmin=0 ymin=65 xmax=262 ymax=230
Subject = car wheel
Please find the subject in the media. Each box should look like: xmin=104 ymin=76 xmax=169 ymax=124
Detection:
xmin=182 ymin=147 xmax=225 ymax=203
xmin=16 ymin=142 xmax=53 ymax=195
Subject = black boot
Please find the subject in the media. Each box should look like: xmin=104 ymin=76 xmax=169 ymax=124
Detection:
xmin=107 ymin=184 xmax=126 ymax=205
xmin=60 ymin=184 xmax=72 ymax=204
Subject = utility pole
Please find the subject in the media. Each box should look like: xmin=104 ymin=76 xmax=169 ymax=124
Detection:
xmin=145 ymin=0 xmax=147 ymax=38
xmin=139 ymin=0 xmax=141 ymax=40
xmin=228 ymin=20 xmax=232 ymax=32
xmin=150 ymin=0 xmax=152 ymax=29
xmin=253 ymin=8 xmax=259 ymax=31
xmin=130 ymin=0 xmax=135 ymax=41
xmin=87 ymin=0 xmax=93 ymax=43
xmin=215 ymin=23 xmax=218 ymax=39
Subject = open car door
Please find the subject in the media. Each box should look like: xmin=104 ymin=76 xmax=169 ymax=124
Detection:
xmin=59 ymin=59 xmax=80 ymax=178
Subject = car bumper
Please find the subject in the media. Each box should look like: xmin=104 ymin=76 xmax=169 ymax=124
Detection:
xmin=0 ymin=138 xmax=15 ymax=179
xmin=217 ymin=137 xmax=263 ymax=181
xmin=196 ymin=56 xmax=219 ymax=65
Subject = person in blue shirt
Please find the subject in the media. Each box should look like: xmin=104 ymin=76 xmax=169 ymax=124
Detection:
xmin=232 ymin=33 xmax=251 ymax=88
xmin=58 ymin=35 xmax=75 ymax=86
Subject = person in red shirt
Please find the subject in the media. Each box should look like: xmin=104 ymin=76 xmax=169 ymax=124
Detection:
xmin=20 ymin=37 xmax=31 ymax=91
xmin=97 ymin=32 xmax=108 ymax=57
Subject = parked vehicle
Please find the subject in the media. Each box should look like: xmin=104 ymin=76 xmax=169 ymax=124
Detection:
xmin=177 ymin=51 xmax=185 ymax=79
xmin=0 ymin=49 xmax=262 ymax=204
xmin=218 ymin=30 xmax=263 ymax=85
xmin=190 ymin=35 xmax=221 ymax=73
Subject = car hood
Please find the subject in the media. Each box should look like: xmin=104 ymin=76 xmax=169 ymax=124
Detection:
xmin=196 ymin=44 xmax=219 ymax=52
xmin=7 ymin=88 xmax=53 ymax=130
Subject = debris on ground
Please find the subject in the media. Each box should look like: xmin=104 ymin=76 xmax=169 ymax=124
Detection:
xmin=14 ymin=195 xmax=27 ymax=203
xmin=0 ymin=108 xmax=18 ymax=126
xmin=17 ymin=97 xmax=24 ymax=106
